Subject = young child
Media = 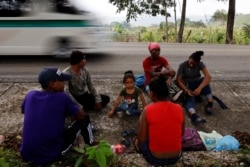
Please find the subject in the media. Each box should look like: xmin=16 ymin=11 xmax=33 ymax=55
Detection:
xmin=108 ymin=70 xmax=147 ymax=117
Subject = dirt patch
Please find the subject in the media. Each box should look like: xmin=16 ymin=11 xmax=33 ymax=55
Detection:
xmin=2 ymin=79 xmax=249 ymax=135
xmin=0 ymin=79 xmax=250 ymax=166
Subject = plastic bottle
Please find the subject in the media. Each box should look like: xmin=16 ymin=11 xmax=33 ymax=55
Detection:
xmin=205 ymin=137 xmax=216 ymax=145
xmin=111 ymin=144 xmax=125 ymax=154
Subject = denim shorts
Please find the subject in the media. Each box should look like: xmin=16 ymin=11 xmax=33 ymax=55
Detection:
xmin=140 ymin=140 xmax=182 ymax=166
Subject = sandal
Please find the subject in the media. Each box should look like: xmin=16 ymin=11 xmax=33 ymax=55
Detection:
xmin=205 ymin=105 xmax=213 ymax=115
xmin=120 ymin=137 xmax=131 ymax=147
xmin=191 ymin=114 xmax=206 ymax=124
xmin=121 ymin=129 xmax=137 ymax=137
xmin=132 ymin=137 xmax=141 ymax=153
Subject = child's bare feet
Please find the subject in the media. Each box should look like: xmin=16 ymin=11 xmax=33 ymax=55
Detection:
xmin=108 ymin=111 xmax=115 ymax=117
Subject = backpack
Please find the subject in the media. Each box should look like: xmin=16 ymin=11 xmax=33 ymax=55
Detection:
xmin=135 ymin=74 xmax=145 ymax=89
xmin=182 ymin=128 xmax=206 ymax=151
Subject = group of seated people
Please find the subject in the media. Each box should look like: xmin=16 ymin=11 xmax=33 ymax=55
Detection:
xmin=20 ymin=43 xmax=214 ymax=166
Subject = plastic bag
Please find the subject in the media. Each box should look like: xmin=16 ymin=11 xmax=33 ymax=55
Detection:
xmin=214 ymin=135 xmax=240 ymax=151
xmin=198 ymin=130 xmax=223 ymax=151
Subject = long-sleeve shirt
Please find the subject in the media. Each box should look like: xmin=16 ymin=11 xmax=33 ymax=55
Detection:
xmin=63 ymin=66 xmax=102 ymax=108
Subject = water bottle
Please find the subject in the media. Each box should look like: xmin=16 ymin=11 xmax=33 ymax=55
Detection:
xmin=205 ymin=137 xmax=216 ymax=145
xmin=111 ymin=144 xmax=125 ymax=154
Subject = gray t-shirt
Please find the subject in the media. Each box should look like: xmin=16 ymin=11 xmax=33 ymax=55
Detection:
xmin=177 ymin=60 xmax=206 ymax=83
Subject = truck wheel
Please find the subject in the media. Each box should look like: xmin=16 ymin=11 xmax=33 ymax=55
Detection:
xmin=52 ymin=37 xmax=72 ymax=58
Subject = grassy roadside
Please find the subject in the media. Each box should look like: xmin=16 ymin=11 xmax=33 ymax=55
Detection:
xmin=1 ymin=132 xmax=250 ymax=167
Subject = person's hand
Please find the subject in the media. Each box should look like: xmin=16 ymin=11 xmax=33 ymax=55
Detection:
xmin=185 ymin=89 xmax=194 ymax=96
xmin=161 ymin=70 xmax=169 ymax=77
xmin=95 ymin=102 xmax=102 ymax=111
xmin=192 ymin=87 xmax=202 ymax=96
xmin=166 ymin=77 xmax=173 ymax=85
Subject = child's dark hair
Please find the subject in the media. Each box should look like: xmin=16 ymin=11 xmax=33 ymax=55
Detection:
xmin=149 ymin=74 xmax=169 ymax=100
xmin=189 ymin=50 xmax=204 ymax=62
xmin=123 ymin=70 xmax=135 ymax=83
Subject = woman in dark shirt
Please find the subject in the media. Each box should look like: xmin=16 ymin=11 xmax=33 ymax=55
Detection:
xmin=176 ymin=51 xmax=213 ymax=124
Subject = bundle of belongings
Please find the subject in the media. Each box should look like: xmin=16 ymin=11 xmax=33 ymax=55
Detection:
xmin=182 ymin=128 xmax=240 ymax=151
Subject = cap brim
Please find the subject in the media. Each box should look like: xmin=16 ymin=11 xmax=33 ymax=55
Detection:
xmin=59 ymin=73 xmax=71 ymax=81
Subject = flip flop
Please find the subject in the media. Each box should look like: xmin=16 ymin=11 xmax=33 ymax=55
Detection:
xmin=192 ymin=116 xmax=206 ymax=124
xmin=132 ymin=136 xmax=141 ymax=153
xmin=205 ymin=105 xmax=213 ymax=115
xmin=121 ymin=129 xmax=137 ymax=137
xmin=120 ymin=137 xmax=131 ymax=147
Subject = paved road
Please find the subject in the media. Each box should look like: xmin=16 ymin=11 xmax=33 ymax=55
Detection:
xmin=0 ymin=43 xmax=249 ymax=82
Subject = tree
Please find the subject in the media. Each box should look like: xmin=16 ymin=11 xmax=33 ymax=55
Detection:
xmin=242 ymin=24 xmax=250 ymax=38
xmin=211 ymin=10 xmax=228 ymax=25
xmin=121 ymin=21 xmax=132 ymax=29
xmin=199 ymin=0 xmax=236 ymax=44
xmin=108 ymin=0 xmax=175 ymax=42
xmin=173 ymin=0 xmax=178 ymax=42
xmin=225 ymin=0 xmax=235 ymax=44
xmin=177 ymin=0 xmax=186 ymax=43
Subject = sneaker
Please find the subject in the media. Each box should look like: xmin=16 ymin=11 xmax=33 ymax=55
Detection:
xmin=191 ymin=114 xmax=206 ymax=124
xmin=125 ymin=110 xmax=131 ymax=115
xmin=205 ymin=105 xmax=213 ymax=115
xmin=172 ymin=90 xmax=183 ymax=101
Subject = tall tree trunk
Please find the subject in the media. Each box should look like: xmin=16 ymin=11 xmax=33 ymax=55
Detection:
xmin=174 ymin=0 xmax=178 ymax=42
xmin=225 ymin=0 xmax=235 ymax=44
xmin=177 ymin=0 xmax=186 ymax=43
xmin=164 ymin=4 xmax=168 ymax=42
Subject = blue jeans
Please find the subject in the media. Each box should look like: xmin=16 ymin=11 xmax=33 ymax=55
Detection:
xmin=185 ymin=77 xmax=212 ymax=111
xmin=140 ymin=139 xmax=182 ymax=166
xmin=116 ymin=102 xmax=140 ymax=116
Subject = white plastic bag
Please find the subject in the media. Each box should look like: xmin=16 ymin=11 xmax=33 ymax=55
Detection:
xmin=198 ymin=130 xmax=223 ymax=151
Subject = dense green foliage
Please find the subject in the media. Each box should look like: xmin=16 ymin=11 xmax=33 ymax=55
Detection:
xmin=108 ymin=14 xmax=250 ymax=44
xmin=242 ymin=24 xmax=250 ymax=38
xmin=211 ymin=10 xmax=228 ymax=25
xmin=109 ymin=0 xmax=175 ymax=21
xmin=109 ymin=25 xmax=250 ymax=44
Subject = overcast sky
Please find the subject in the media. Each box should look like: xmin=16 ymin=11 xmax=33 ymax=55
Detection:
xmin=72 ymin=0 xmax=250 ymax=23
